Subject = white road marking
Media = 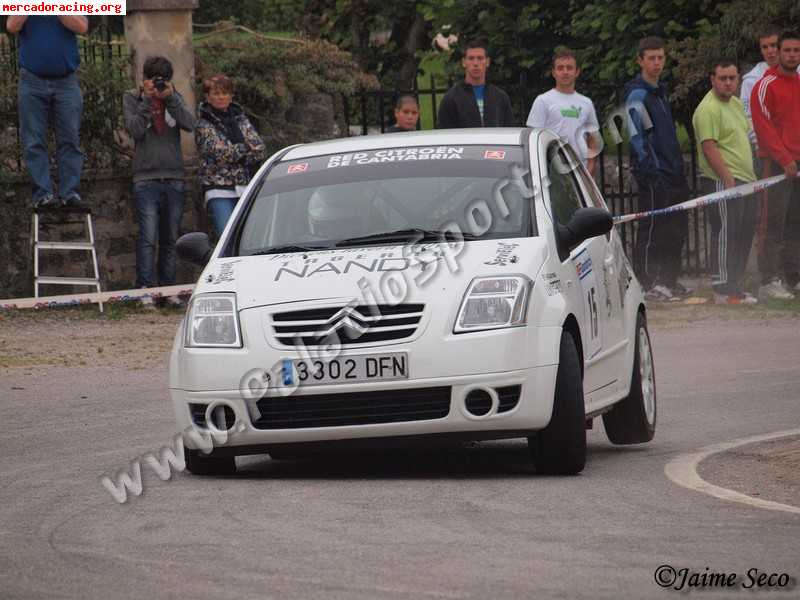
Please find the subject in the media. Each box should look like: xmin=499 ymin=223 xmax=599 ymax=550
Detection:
xmin=664 ymin=428 xmax=800 ymax=515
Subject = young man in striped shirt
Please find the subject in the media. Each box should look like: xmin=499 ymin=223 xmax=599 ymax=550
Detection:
xmin=692 ymin=60 xmax=757 ymax=304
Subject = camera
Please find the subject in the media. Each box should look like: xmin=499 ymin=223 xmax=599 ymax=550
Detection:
xmin=153 ymin=76 xmax=168 ymax=92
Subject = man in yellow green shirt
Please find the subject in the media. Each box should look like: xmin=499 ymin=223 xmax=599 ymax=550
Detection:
xmin=692 ymin=59 xmax=758 ymax=304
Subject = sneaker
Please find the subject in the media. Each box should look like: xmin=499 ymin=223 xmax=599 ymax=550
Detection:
xmin=713 ymin=292 xmax=758 ymax=305
xmin=32 ymin=193 xmax=61 ymax=210
xmin=163 ymin=295 xmax=185 ymax=308
xmin=759 ymin=278 xmax=795 ymax=300
xmin=645 ymin=284 xmax=675 ymax=302
xmin=671 ymin=282 xmax=694 ymax=297
xmin=62 ymin=195 xmax=89 ymax=211
xmin=741 ymin=292 xmax=758 ymax=303
xmin=140 ymin=295 xmax=158 ymax=310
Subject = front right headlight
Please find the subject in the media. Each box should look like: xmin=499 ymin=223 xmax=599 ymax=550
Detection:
xmin=454 ymin=275 xmax=532 ymax=333
xmin=184 ymin=293 xmax=242 ymax=348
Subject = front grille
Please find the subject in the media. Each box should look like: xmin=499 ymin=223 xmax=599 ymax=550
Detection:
xmin=271 ymin=304 xmax=424 ymax=347
xmin=252 ymin=386 xmax=451 ymax=429
xmin=496 ymin=385 xmax=522 ymax=413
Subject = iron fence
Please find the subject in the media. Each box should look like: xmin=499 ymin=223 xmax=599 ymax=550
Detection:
xmin=340 ymin=75 xmax=711 ymax=275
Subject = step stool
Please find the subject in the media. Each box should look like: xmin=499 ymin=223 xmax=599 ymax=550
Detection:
xmin=32 ymin=205 xmax=103 ymax=312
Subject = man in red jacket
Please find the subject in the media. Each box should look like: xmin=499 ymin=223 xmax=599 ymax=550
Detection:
xmin=751 ymin=30 xmax=800 ymax=299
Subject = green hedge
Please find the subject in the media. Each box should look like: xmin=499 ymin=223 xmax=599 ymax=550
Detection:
xmin=195 ymin=36 xmax=378 ymax=152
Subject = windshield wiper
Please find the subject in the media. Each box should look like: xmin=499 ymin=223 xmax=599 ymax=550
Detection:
xmin=250 ymin=244 xmax=334 ymax=256
xmin=335 ymin=228 xmax=480 ymax=248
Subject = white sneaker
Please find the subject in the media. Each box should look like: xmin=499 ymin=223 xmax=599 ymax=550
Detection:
xmin=140 ymin=295 xmax=158 ymax=310
xmin=759 ymin=278 xmax=795 ymax=300
xmin=645 ymin=284 xmax=675 ymax=302
xmin=164 ymin=295 xmax=185 ymax=308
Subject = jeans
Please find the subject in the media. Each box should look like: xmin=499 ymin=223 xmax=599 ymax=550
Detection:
xmin=134 ymin=179 xmax=185 ymax=288
xmin=18 ymin=68 xmax=84 ymax=202
xmin=207 ymin=197 xmax=238 ymax=238
xmin=756 ymin=159 xmax=800 ymax=283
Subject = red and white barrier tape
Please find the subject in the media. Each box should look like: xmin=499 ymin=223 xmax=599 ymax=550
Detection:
xmin=0 ymin=284 xmax=195 ymax=311
xmin=614 ymin=174 xmax=790 ymax=224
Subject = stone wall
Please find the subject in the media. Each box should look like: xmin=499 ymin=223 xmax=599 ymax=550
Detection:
xmin=0 ymin=171 xmax=205 ymax=299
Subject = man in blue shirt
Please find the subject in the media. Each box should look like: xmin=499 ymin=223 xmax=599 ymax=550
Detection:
xmin=6 ymin=15 xmax=88 ymax=209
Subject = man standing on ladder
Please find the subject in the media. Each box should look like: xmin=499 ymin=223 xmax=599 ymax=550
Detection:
xmin=6 ymin=15 xmax=88 ymax=209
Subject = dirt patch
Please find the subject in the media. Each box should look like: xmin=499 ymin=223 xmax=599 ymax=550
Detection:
xmin=698 ymin=437 xmax=800 ymax=509
xmin=645 ymin=298 xmax=800 ymax=329
xmin=0 ymin=305 xmax=183 ymax=373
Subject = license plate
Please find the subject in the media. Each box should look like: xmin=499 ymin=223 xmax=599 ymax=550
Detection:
xmin=284 ymin=353 xmax=408 ymax=386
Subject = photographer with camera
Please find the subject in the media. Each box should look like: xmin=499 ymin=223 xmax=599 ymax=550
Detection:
xmin=123 ymin=56 xmax=195 ymax=306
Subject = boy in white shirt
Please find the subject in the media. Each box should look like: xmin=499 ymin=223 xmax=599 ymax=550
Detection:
xmin=526 ymin=48 xmax=600 ymax=174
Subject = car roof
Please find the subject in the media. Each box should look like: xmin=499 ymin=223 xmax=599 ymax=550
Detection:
xmin=281 ymin=128 xmax=538 ymax=161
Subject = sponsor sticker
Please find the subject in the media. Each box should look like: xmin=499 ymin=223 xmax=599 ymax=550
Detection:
xmin=287 ymin=163 xmax=309 ymax=174
xmin=484 ymin=150 xmax=506 ymax=160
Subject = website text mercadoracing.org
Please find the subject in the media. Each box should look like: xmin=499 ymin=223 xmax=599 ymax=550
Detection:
xmin=2 ymin=1 xmax=125 ymax=14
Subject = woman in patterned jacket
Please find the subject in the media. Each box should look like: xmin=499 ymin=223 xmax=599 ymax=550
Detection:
xmin=195 ymin=74 xmax=266 ymax=237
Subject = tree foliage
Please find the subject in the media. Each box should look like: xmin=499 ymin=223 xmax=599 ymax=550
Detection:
xmin=195 ymin=37 xmax=378 ymax=150
xmin=294 ymin=0 xmax=800 ymax=127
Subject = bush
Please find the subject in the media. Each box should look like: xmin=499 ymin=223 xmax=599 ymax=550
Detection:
xmin=195 ymin=36 xmax=378 ymax=151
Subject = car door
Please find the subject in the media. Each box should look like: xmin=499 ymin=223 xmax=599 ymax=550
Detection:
xmin=544 ymin=141 xmax=616 ymax=394
xmin=565 ymin=145 xmax=629 ymax=382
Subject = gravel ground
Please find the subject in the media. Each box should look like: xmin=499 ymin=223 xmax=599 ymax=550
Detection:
xmin=1 ymin=298 xmax=798 ymax=510
xmin=698 ymin=438 xmax=800 ymax=509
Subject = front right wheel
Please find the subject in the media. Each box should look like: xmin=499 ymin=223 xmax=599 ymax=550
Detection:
xmin=528 ymin=330 xmax=587 ymax=475
xmin=603 ymin=311 xmax=656 ymax=444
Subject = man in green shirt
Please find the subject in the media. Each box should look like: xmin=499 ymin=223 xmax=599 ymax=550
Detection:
xmin=692 ymin=59 xmax=758 ymax=304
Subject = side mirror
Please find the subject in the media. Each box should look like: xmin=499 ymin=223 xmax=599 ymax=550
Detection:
xmin=555 ymin=207 xmax=613 ymax=258
xmin=176 ymin=232 xmax=212 ymax=266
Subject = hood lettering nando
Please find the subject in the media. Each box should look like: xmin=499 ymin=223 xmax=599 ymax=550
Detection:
xmin=271 ymin=247 xmax=447 ymax=281
xmin=275 ymin=258 xmax=413 ymax=281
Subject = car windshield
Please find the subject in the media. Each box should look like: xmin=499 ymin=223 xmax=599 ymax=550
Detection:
xmin=236 ymin=144 xmax=535 ymax=256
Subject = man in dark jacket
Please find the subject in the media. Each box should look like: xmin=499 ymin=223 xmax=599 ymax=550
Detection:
xmin=123 ymin=56 xmax=195 ymax=300
xmin=437 ymin=39 xmax=514 ymax=128
xmin=624 ymin=36 xmax=691 ymax=301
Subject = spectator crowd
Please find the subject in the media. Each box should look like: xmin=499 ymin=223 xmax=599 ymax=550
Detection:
xmin=6 ymin=16 xmax=800 ymax=306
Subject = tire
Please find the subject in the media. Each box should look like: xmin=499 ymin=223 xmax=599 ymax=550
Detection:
xmin=603 ymin=311 xmax=656 ymax=444
xmin=528 ymin=330 xmax=586 ymax=475
xmin=184 ymin=448 xmax=237 ymax=476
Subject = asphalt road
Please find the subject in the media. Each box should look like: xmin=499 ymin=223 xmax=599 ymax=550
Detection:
xmin=2 ymin=309 xmax=799 ymax=599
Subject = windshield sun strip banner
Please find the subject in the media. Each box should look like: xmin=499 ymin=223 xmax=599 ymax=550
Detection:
xmin=273 ymin=145 xmax=524 ymax=180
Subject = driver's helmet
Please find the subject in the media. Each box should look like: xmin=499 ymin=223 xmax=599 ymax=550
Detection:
xmin=308 ymin=186 xmax=370 ymax=239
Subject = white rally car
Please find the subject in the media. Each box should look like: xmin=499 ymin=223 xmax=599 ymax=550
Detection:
xmin=172 ymin=128 xmax=656 ymax=476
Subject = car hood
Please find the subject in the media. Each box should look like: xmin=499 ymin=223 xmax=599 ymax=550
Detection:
xmin=196 ymin=238 xmax=548 ymax=311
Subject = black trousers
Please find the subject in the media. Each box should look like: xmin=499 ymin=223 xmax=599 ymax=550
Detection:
xmin=632 ymin=178 xmax=690 ymax=289
xmin=700 ymin=178 xmax=757 ymax=294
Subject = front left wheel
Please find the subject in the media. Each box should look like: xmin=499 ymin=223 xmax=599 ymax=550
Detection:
xmin=603 ymin=311 xmax=656 ymax=444
xmin=184 ymin=448 xmax=237 ymax=476
xmin=528 ymin=330 xmax=587 ymax=475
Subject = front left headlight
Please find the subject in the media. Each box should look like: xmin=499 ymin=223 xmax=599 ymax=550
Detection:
xmin=454 ymin=276 xmax=532 ymax=333
xmin=184 ymin=293 xmax=242 ymax=348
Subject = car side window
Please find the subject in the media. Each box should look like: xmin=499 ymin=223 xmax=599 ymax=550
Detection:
xmin=547 ymin=143 xmax=586 ymax=225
